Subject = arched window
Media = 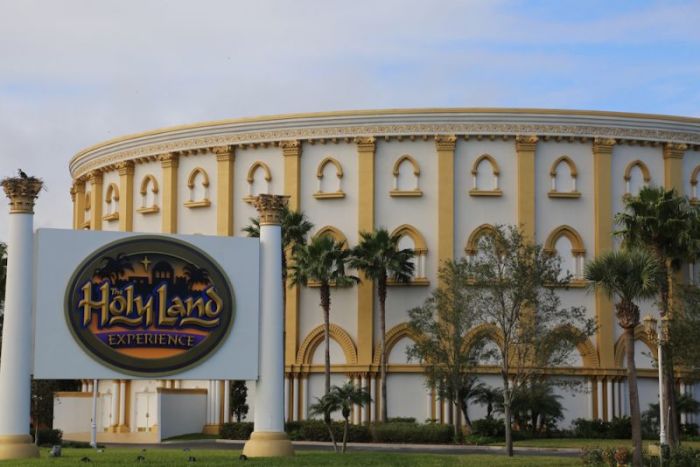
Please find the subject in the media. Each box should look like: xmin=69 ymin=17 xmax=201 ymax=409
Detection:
xmin=544 ymin=225 xmax=586 ymax=282
xmin=185 ymin=167 xmax=211 ymax=208
xmin=137 ymin=175 xmax=159 ymax=214
xmin=623 ymin=160 xmax=651 ymax=196
xmin=103 ymin=183 xmax=120 ymax=221
xmin=314 ymin=157 xmax=344 ymax=199
xmin=465 ymin=224 xmax=499 ymax=261
xmin=313 ymin=225 xmax=348 ymax=246
xmin=83 ymin=191 xmax=92 ymax=228
xmin=390 ymin=224 xmax=429 ymax=285
xmin=245 ymin=161 xmax=272 ymax=203
xmin=549 ymin=155 xmax=580 ymax=198
xmin=470 ymin=154 xmax=501 ymax=196
xmin=390 ymin=155 xmax=422 ymax=197
xmin=690 ymin=165 xmax=700 ymax=204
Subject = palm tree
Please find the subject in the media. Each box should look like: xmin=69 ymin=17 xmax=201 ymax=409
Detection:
xmin=330 ymin=382 xmax=371 ymax=453
xmin=350 ymin=229 xmax=414 ymax=422
xmin=183 ymin=264 xmax=210 ymax=291
xmin=290 ymin=235 xmax=358 ymax=395
xmin=585 ymin=249 xmax=661 ymax=467
xmin=94 ymin=253 xmax=133 ymax=283
xmin=308 ymin=392 xmax=341 ymax=453
xmin=615 ymin=186 xmax=700 ymax=446
xmin=473 ymin=385 xmax=502 ymax=420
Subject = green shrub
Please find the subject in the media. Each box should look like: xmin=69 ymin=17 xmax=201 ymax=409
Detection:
xmin=579 ymin=446 xmax=617 ymax=467
xmin=681 ymin=423 xmax=699 ymax=437
xmin=643 ymin=446 xmax=700 ymax=467
xmin=387 ymin=417 xmax=416 ymax=423
xmin=472 ymin=418 xmax=505 ymax=438
xmin=32 ymin=428 xmax=62 ymax=446
xmin=370 ymin=422 xmax=453 ymax=444
xmin=572 ymin=418 xmax=609 ymax=439
xmin=220 ymin=422 xmax=253 ymax=440
xmin=286 ymin=420 xmax=371 ymax=442
xmin=606 ymin=416 xmax=632 ymax=439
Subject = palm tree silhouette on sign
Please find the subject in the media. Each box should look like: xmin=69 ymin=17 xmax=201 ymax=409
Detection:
xmin=94 ymin=253 xmax=133 ymax=283
xmin=183 ymin=264 xmax=210 ymax=291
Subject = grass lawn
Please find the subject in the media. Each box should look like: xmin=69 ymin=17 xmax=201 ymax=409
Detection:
xmin=494 ymin=438 xmax=700 ymax=450
xmin=0 ymin=448 xmax=580 ymax=466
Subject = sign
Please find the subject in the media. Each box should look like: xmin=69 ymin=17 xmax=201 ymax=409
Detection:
xmin=65 ymin=236 xmax=234 ymax=375
xmin=34 ymin=230 xmax=259 ymax=379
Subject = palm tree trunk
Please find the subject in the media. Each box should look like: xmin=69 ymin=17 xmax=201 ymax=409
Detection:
xmin=660 ymin=258 xmax=680 ymax=447
xmin=342 ymin=418 xmax=349 ymax=453
xmin=379 ymin=277 xmax=388 ymax=422
xmin=625 ymin=327 xmax=643 ymax=467
xmin=321 ymin=283 xmax=331 ymax=396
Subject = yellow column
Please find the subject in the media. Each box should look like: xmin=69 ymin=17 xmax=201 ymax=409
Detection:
xmin=593 ymin=138 xmax=616 ymax=368
xmin=435 ymin=135 xmax=457 ymax=266
xmin=88 ymin=171 xmax=103 ymax=231
xmin=356 ymin=136 xmax=375 ymax=365
xmin=515 ymin=135 xmax=538 ymax=240
xmin=282 ymin=140 xmax=302 ymax=365
xmin=117 ymin=161 xmax=134 ymax=232
xmin=214 ymin=146 xmax=235 ymax=236
xmin=160 ymin=153 xmax=179 ymax=233
xmin=71 ymin=180 xmax=86 ymax=230
xmin=663 ymin=143 xmax=687 ymax=194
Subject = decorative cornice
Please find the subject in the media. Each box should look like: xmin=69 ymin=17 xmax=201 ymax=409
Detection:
xmin=663 ymin=142 xmax=687 ymax=160
xmin=254 ymin=194 xmax=289 ymax=225
xmin=116 ymin=160 xmax=134 ymax=176
xmin=1 ymin=176 xmax=43 ymax=214
xmin=87 ymin=170 xmax=103 ymax=184
xmin=515 ymin=135 xmax=538 ymax=152
xmin=69 ymin=110 xmax=700 ymax=178
xmin=434 ymin=134 xmax=457 ymax=151
xmin=592 ymin=138 xmax=617 ymax=154
xmin=212 ymin=145 xmax=235 ymax=162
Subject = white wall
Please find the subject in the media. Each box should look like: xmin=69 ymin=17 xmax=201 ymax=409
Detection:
xmin=53 ymin=395 xmax=93 ymax=433
xmin=158 ymin=391 xmax=207 ymax=440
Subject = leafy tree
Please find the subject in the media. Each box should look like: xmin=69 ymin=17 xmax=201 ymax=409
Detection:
xmin=31 ymin=379 xmax=81 ymax=441
xmin=670 ymin=284 xmax=700 ymax=380
xmin=468 ymin=225 xmax=595 ymax=457
xmin=473 ymin=385 xmax=502 ymax=420
xmin=350 ymin=229 xmax=414 ymax=422
xmin=407 ymin=259 xmax=483 ymax=439
xmin=585 ymin=249 xmax=660 ymax=467
xmin=229 ymin=381 xmax=249 ymax=423
xmin=644 ymin=394 xmax=700 ymax=435
xmin=290 ymin=235 xmax=357 ymax=395
xmin=330 ymin=382 xmax=371 ymax=453
xmin=615 ymin=186 xmax=700 ymax=447
xmin=496 ymin=381 xmax=564 ymax=433
xmin=94 ymin=253 xmax=133 ymax=283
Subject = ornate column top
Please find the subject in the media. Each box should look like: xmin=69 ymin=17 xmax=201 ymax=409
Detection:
xmin=434 ymin=134 xmax=457 ymax=151
xmin=1 ymin=176 xmax=43 ymax=214
xmin=116 ymin=160 xmax=134 ymax=175
xmin=281 ymin=140 xmax=301 ymax=157
xmin=254 ymin=194 xmax=289 ymax=225
xmin=212 ymin=145 xmax=235 ymax=161
xmin=593 ymin=138 xmax=617 ymax=154
xmin=354 ymin=136 xmax=375 ymax=152
xmin=515 ymin=134 xmax=539 ymax=152
xmin=159 ymin=152 xmax=179 ymax=168
xmin=663 ymin=142 xmax=687 ymax=160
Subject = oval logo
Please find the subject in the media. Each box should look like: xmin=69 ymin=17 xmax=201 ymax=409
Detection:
xmin=65 ymin=236 xmax=234 ymax=376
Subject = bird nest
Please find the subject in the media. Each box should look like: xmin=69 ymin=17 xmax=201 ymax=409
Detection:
xmin=1 ymin=176 xmax=44 ymax=197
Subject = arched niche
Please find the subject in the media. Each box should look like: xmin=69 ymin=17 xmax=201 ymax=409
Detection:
xmin=390 ymin=155 xmax=422 ymax=197
xmin=245 ymin=161 xmax=272 ymax=202
xmin=372 ymin=323 xmax=421 ymax=366
xmin=103 ymin=183 xmax=120 ymax=221
xmin=544 ymin=225 xmax=586 ymax=281
xmin=296 ymin=324 xmax=358 ymax=365
xmin=314 ymin=157 xmax=345 ymax=199
xmin=389 ymin=224 xmax=429 ymax=284
xmin=464 ymin=223 xmax=499 ymax=256
xmin=623 ymin=160 xmax=651 ymax=196
xmin=690 ymin=165 xmax=700 ymax=203
xmin=185 ymin=167 xmax=211 ymax=208
xmin=614 ymin=325 xmax=658 ymax=368
xmin=137 ymin=174 xmax=159 ymax=214
xmin=469 ymin=154 xmax=502 ymax=197
xmin=548 ymin=155 xmax=580 ymax=198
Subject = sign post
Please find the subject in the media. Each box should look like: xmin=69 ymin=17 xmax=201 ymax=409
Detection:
xmin=242 ymin=194 xmax=294 ymax=457
xmin=0 ymin=176 xmax=42 ymax=460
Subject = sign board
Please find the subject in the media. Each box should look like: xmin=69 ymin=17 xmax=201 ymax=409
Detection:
xmin=33 ymin=229 xmax=259 ymax=379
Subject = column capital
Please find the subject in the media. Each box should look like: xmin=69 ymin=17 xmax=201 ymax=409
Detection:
xmin=159 ymin=152 xmax=179 ymax=168
xmin=280 ymin=140 xmax=301 ymax=157
xmin=593 ymin=138 xmax=617 ymax=154
xmin=355 ymin=136 xmax=376 ymax=152
xmin=254 ymin=194 xmax=289 ymax=225
xmin=434 ymin=135 xmax=457 ymax=151
xmin=212 ymin=145 xmax=235 ymax=161
xmin=116 ymin=160 xmax=134 ymax=176
xmin=1 ymin=176 xmax=43 ymax=214
xmin=87 ymin=170 xmax=103 ymax=184
xmin=515 ymin=135 xmax=539 ymax=152
xmin=663 ymin=142 xmax=687 ymax=160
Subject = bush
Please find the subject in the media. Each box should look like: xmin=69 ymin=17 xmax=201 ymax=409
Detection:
xmin=681 ymin=423 xmax=699 ymax=437
xmin=607 ymin=416 xmax=632 ymax=439
xmin=579 ymin=446 xmax=617 ymax=467
xmin=387 ymin=417 xmax=416 ymax=423
xmin=220 ymin=422 xmax=253 ymax=440
xmin=285 ymin=420 xmax=371 ymax=443
xmin=32 ymin=428 xmax=62 ymax=446
xmin=573 ymin=418 xmax=609 ymax=439
xmin=643 ymin=447 xmax=700 ymax=467
xmin=472 ymin=418 xmax=505 ymax=438
xmin=370 ymin=422 xmax=453 ymax=444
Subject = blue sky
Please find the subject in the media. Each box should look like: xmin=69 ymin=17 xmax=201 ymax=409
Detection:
xmin=0 ymin=0 xmax=699 ymax=241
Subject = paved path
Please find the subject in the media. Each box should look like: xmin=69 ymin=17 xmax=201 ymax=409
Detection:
xmin=100 ymin=439 xmax=581 ymax=458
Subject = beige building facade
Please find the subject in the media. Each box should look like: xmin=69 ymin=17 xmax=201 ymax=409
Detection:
xmin=58 ymin=109 xmax=700 ymax=437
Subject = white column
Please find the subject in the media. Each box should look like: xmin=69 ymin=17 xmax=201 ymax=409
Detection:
xmin=607 ymin=379 xmax=613 ymax=421
xmin=223 ymin=380 xmax=231 ymax=424
xmin=213 ymin=381 xmax=221 ymax=425
xmin=369 ymin=375 xmax=376 ymax=423
xmin=118 ymin=381 xmax=126 ymax=427
xmin=359 ymin=376 xmax=367 ymax=424
xmin=352 ymin=375 xmax=359 ymax=425
xmin=680 ymin=383 xmax=687 ymax=425
xmin=284 ymin=376 xmax=290 ymax=422
xmin=0 ymin=177 xmax=42 ymax=459
xmin=111 ymin=381 xmax=119 ymax=428
xmin=426 ymin=388 xmax=432 ymax=422
xmin=597 ymin=380 xmax=604 ymax=419
xmin=588 ymin=379 xmax=594 ymax=418
xmin=292 ymin=376 xmax=299 ymax=422
xmin=243 ymin=195 xmax=293 ymax=457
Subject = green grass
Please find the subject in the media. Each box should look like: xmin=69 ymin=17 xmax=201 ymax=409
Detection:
xmin=162 ymin=433 xmax=220 ymax=441
xmin=489 ymin=438 xmax=700 ymax=450
xmin=0 ymin=448 xmax=580 ymax=466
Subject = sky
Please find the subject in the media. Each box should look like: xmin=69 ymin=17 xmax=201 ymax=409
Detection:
xmin=1 ymin=0 xmax=699 ymax=243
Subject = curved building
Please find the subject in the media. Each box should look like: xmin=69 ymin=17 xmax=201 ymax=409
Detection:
xmin=60 ymin=109 xmax=700 ymax=438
